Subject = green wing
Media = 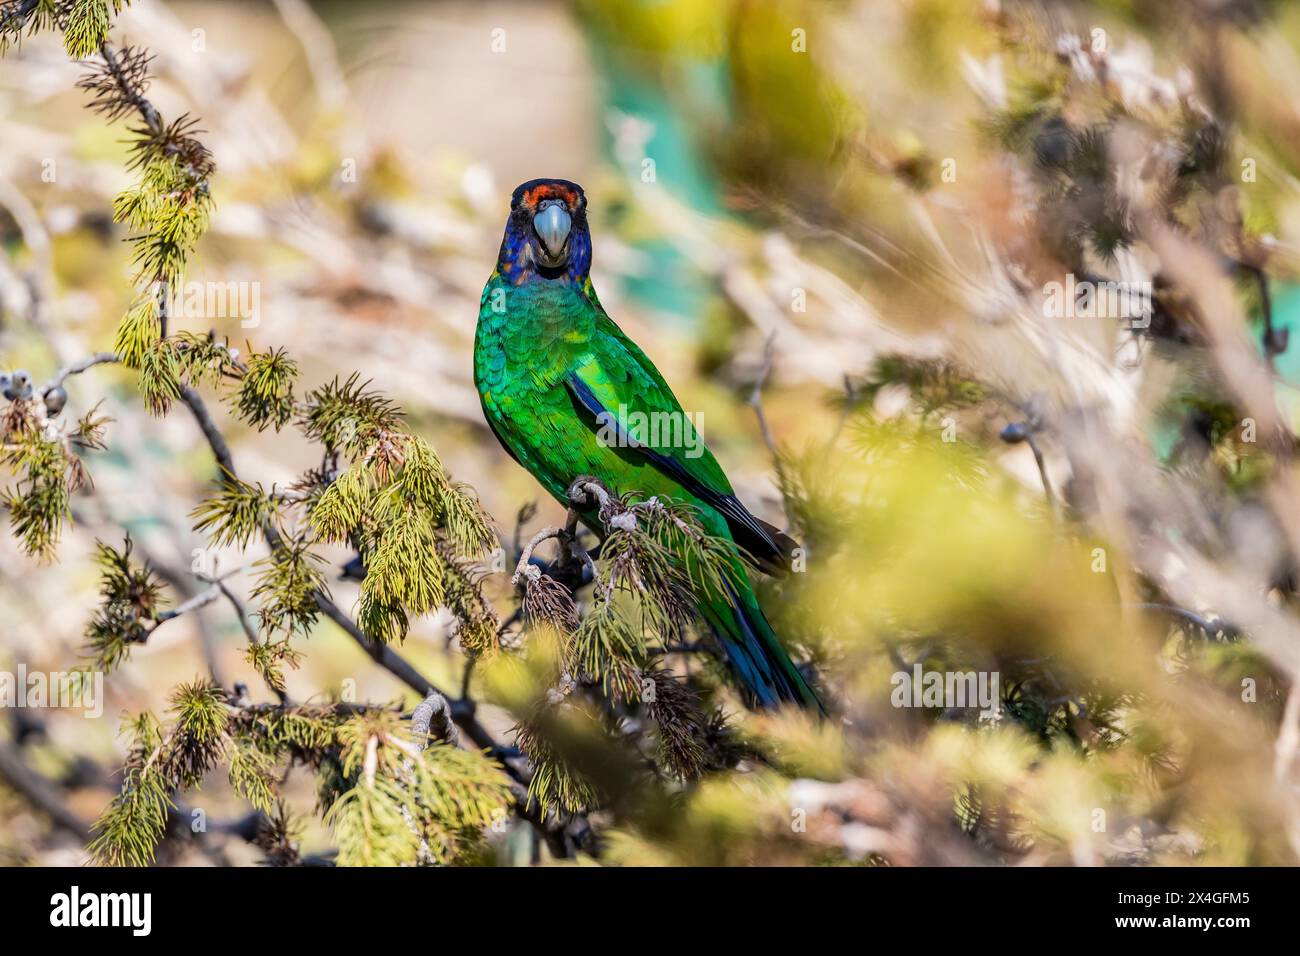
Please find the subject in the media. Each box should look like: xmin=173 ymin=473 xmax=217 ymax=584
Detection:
xmin=567 ymin=284 xmax=795 ymax=572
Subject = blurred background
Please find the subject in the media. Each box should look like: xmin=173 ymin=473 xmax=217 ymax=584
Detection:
xmin=3 ymin=0 xmax=1300 ymax=866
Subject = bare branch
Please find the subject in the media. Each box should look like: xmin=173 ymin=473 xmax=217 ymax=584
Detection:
xmin=0 ymin=740 xmax=92 ymax=842
xmin=41 ymin=352 xmax=120 ymax=397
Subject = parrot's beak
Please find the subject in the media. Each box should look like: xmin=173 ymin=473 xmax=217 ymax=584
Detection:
xmin=533 ymin=203 xmax=572 ymax=265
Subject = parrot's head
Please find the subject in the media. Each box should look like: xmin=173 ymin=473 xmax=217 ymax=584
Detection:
xmin=498 ymin=178 xmax=592 ymax=283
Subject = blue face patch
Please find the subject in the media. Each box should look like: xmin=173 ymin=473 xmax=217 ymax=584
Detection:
xmin=498 ymin=181 xmax=592 ymax=284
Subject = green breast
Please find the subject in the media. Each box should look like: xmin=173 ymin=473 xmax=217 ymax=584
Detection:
xmin=474 ymin=274 xmax=595 ymax=499
xmin=473 ymin=273 xmax=700 ymax=518
xmin=475 ymin=274 xmax=593 ymax=401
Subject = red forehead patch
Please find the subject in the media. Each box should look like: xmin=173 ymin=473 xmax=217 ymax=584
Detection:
xmin=522 ymin=184 xmax=578 ymax=208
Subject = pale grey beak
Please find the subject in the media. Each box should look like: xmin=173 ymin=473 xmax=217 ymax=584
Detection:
xmin=533 ymin=203 xmax=571 ymax=264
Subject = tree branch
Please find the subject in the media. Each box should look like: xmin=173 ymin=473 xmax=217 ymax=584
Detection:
xmin=0 ymin=739 xmax=92 ymax=842
xmin=41 ymin=351 xmax=119 ymax=397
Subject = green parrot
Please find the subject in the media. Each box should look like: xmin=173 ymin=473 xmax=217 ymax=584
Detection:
xmin=475 ymin=178 xmax=822 ymax=711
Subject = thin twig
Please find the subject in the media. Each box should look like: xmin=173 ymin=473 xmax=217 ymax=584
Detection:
xmin=41 ymin=352 xmax=119 ymax=396
xmin=747 ymin=332 xmax=785 ymax=478
xmin=1026 ymin=434 xmax=1055 ymax=509
xmin=149 ymin=583 xmax=223 ymax=632
xmin=1132 ymin=602 xmax=1236 ymax=639
xmin=207 ymin=573 xmax=288 ymax=704
xmin=213 ymin=579 xmax=260 ymax=645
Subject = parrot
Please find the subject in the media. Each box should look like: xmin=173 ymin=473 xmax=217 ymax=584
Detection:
xmin=474 ymin=178 xmax=822 ymax=711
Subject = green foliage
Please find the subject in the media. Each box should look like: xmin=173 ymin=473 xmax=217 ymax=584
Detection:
xmin=299 ymin=373 xmax=402 ymax=457
xmin=114 ymin=151 xmax=213 ymax=289
xmin=90 ymin=694 xmax=373 ymax=867
xmin=601 ymin=770 xmax=796 ymax=867
xmin=504 ymin=487 xmax=749 ymax=805
xmin=227 ymin=739 xmax=278 ymax=814
xmin=570 ymin=595 xmax=646 ymax=701
xmin=294 ymin=383 xmax=496 ymax=643
xmin=138 ymin=337 xmax=182 ymax=415
xmin=606 ymin=494 xmax=743 ymax=621
xmin=225 ymin=702 xmax=352 ymax=762
xmin=405 ymin=744 xmax=512 ymax=857
xmin=120 ymin=323 xmax=239 ymax=414
xmin=190 ymin=474 xmax=277 ymax=549
xmin=309 ymin=433 xmax=494 ymax=643
xmin=365 ymin=504 xmax=444 ymax=614
xmin=0 ymin=398 xmax=97 ymax=560
xmin=516 ymin=490 xmax=744 ymax=705
xmin=2 ymin=434 xmax=71 ymax=560
xmin=439 ymin=545 xmax=500 ymax=656
xmin=242 ymin=640 xmax=302 ymax=697
xmin=0 ymin=1 xmax=62 ymax=54
xmin=403 ymin=437 xmax=496 ymax=557
xmin=83 ymin=536 xmax=167 ymax=672
xmin=174 ymin=330 xmax=239 ymax=388
xmin=87 ymin=713 xmax=172 ymax=868
xmin=858 ymin=354 xmax=987 ymax=419
xmin=513 ymin=709 xmax=604 ymax=817
xmin=250 ymin=535 xmax=327 ymax=637
xmin=69 ymin=400 xmax=111 ymax=451
xmin=113 ymin=295 xmax=160 ymax=369
xmin=75 ymin=43 xmax=216 ymax=415
xmin=326 ymin=772 xmax=421 ymax=867
xmin=323 ymin=710 xmax=511 ymax=866
xmin=355 ymin=505 xmax=440 ymax=643
xmin=159 ymin=679 xmax=230 ymax=788
xmin=9 ymin=0 xmax=521 ymax=872
xmin=63 ymin=0 xmax=131 ymax=59
xmin=236 ymin=346 xmax=297 ymax=432
xmin=11 ymin=0 xmax=1299 ymax=872
xmin=355 ymin=590 xmax=409 ymax=646
xmin=308 ymin=461 xmax=370 ymax=543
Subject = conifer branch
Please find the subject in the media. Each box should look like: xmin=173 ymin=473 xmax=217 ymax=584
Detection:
xmin=4 ymin=3 xmax=625 ymax=864
xmin=92 ymin=38 xmax=158 ymax=129
xmin=170 ymin=381 xmax=580 ymax=846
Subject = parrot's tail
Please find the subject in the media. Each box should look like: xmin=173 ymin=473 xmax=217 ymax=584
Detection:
xmin=704 ymin=581 xmax=825 ymax=713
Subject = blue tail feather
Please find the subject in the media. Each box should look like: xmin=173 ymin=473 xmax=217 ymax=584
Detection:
xmin=708 ymin=582 xmax=824 ymax=712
